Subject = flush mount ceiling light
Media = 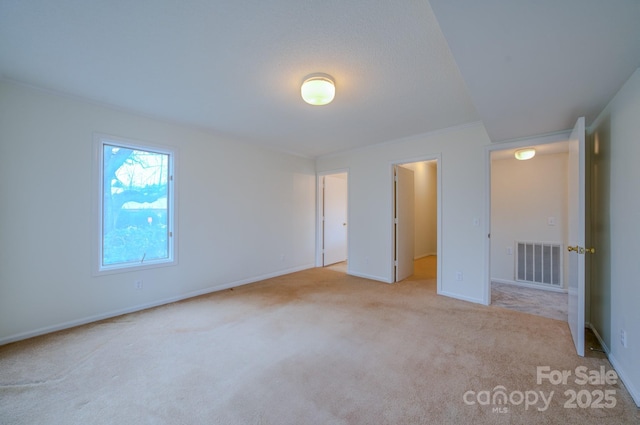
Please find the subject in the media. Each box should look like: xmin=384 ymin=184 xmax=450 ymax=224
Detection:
xmin=301 ymin=73 xmax=335 ymax=106
xmin=515 ymin=148 xmax=536 ymax=160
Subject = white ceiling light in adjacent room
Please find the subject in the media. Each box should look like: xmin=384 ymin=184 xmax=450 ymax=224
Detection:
xmin=514 ymin=148 xmax=536 ymax=160
xmin=301 ymin=74 xmax=335 ymax=106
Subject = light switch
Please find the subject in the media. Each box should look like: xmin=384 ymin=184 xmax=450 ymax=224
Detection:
xmin=547 ymin=216 xmax=556 ymax=226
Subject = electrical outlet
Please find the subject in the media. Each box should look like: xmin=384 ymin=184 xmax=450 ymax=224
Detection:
xmin=456 ymin=271 xmax=463 ymax=281
xmin=621 ymin=329 xmax=627 ymax=348
xmin=506 ymin=246 xmax=513 ymax=255
xmin=135 ymin=280 xmax=143 ymax=290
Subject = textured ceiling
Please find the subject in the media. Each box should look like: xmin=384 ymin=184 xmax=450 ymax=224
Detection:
xmin=1 ymin=1 xmax=639 ymax=157
xmin=429 ymin=0 xmax=640 ymax=142
xmin=0 ymin=0 xmax=478 ymax=158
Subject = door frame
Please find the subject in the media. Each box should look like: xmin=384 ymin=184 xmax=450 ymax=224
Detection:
xmin=483 ymin=131 xmax=572 ymax=305
xmin=316 ymin=168 xmax=350 ymax=268
xmin=389 ymin=155 xmax=442 ymax=292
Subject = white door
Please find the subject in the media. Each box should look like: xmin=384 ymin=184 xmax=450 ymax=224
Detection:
xmin=323 ymin=174 xmax=348 ymax=266
xmin=567 ymin=117 xmax=586 ymax=356
xmin=395 ymin=165 xmax=415 ymax=282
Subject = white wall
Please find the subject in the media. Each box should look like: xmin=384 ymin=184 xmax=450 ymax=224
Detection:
xmin=402 ymin=161 xmax=437 ymax=258
xmin=589 ymin=68 xmax=640 ymax=405
xmin=317 ymin=123 xmax=489 ymax=304
xmin=491 ymin=153 xmax=568 ymax=287
xmin=0 ymin=81 xmax=316 ymax=343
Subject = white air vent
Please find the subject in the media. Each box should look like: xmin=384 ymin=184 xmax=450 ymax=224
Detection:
xmin=516 ymin=242 xmax=562 ymax=287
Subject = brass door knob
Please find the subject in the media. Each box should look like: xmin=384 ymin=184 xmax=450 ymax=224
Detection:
xmin=567 ymin=246 xmax=595 ymax=254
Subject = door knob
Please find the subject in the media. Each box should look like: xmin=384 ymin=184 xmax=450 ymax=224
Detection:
xmin=567 ymin=245 xmax=595 ymax=254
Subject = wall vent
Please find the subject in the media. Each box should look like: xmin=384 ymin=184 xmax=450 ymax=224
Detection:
xmin=516 ymin=242 xmax=562 ymax=287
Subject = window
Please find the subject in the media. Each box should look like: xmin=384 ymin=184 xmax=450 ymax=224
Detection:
xmin=94 ymin=134 xmax=176 ymax=273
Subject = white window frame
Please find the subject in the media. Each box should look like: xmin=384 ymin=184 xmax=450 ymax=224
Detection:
xmin=92 ymin=133 xmax=178 ymax=275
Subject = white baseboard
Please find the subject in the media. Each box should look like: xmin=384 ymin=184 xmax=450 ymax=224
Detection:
xmin=438 ymin=290 xmax=484 ymax=305
xmin=347 ymin=270 xmax=392 ymax=284
xmin=491 ymin=278 xmax=567 ymax=293
xmin=607 ymin=352 xmax=640 ymax=407
xmin=586 ymin=323 xmax=640 ymax=407
xmin=0 ymin=263 xmax=314 ymax=346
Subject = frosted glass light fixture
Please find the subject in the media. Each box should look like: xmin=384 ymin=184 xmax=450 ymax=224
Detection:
xmin=515 ymin=148 xmax=536 ymax=160
xmin=301 ymin=73 xmax=335 ymax=105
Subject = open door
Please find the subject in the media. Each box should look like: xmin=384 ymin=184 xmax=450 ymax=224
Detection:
xmin=567 ymin=117 xmax=586 ymax=356
xmin=394 ymin=165 xmax=415 ymax=282
xmin=323 ymin=173 xmax=348 ymax=266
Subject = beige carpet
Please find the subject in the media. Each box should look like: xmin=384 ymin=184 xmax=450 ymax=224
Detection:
xmin=1 ymin=258 xmax=638 ymax=424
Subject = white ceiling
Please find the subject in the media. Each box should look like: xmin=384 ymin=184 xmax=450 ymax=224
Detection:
xmin=1 ymin=1 xmax=639 ymax=158
xmin=429 ymin=0 xmax=640 ymax=142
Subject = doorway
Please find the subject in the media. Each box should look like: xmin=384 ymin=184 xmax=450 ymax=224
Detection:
xmin=486 ymin=119 xmax=588 ymax=357
xmin=488 ymin=141 xmax=571 ymax=321
xmin=486 ymin=122 xmax=589 ymax=357
xmin=392 ymin=159 xmax=440 ymax=288
xmin=317 ymin=171 xmax=348 ymax=270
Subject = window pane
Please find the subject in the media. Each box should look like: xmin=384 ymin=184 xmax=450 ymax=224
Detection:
xmin=102 ymin=144 xmax=170 ymax=267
